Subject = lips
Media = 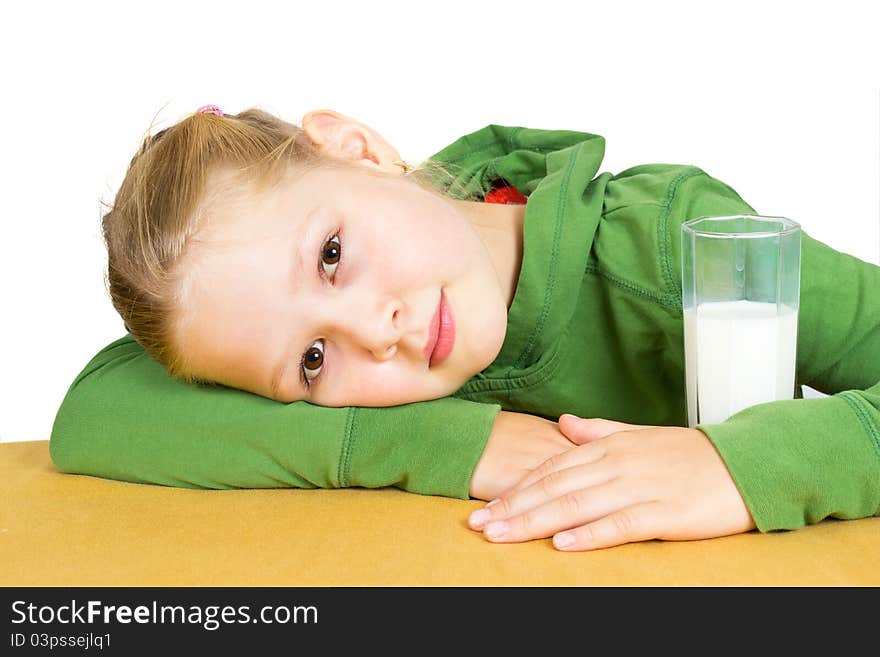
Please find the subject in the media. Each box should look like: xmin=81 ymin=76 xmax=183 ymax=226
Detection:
xmin=423 ymin=289 xmax=455 ymax=367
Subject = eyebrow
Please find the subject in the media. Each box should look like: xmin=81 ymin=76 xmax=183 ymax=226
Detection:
xmin=268 ymin=207 xmax=320 ymax=400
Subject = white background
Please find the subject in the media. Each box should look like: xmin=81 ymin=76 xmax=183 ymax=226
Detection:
xmin=1 ymin=0 xmax=877 ymax=442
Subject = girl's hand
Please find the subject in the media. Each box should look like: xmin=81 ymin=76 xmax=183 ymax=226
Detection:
xmin=468 ymin=415 xmax=755 ymax=550
xmin=469 ymin=411 xmax=579 ymax=501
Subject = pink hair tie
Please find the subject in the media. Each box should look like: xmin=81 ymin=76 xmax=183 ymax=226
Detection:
xmin=196 ymin=104 xmax=224 ymax=117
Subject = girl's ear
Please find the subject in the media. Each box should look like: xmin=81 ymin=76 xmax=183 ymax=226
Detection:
xmin=301 ymin=109 xmax=405 ymax=174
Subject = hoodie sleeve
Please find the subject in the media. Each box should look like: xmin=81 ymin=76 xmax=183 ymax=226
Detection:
xmin=668 ymin=171 xmax=880 ymax=531
xmin=49 ymin=335 xmax=499 ymax=499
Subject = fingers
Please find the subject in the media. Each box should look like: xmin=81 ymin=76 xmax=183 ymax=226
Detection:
xmin=471 ymin=478 xmax=639 ymax=544
xmin=469 ymin=462 xmax=614 ymax=531
xmin=509 ymin=441 xmax=606 ymax=494
xmin=552 ymin=503 xmax=662 ymax=551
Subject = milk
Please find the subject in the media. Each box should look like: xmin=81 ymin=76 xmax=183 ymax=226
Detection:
xmin=684 ymin=300 xmax=799 ymax=427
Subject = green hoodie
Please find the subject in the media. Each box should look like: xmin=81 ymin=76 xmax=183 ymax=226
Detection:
xmin=50 ymin=124 xmax=880 ymax=532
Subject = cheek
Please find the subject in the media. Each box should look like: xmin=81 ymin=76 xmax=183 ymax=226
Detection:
xmin=355 ymin=358 xmax=418 ymax=390
xmin=372 ymin=215 xmax=473 ymax=280
xmin=315 ymin=366 xmax=416 ymax=407
xmin=322 ymin=359 xmax=431 ymax=406
xmin=383 ymin=234 xmax=449 ymax=278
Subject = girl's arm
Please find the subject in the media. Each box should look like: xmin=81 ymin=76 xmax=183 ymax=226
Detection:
xmin=50 ymin=336 xmax=572 ymax=499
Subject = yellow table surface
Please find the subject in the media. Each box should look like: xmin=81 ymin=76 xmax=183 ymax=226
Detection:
xmin=2 ymin=440 xmax=878 ymax=586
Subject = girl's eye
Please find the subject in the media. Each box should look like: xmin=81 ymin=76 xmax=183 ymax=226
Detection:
xmin=301 ymin=232 xmax=341 ymax=389
xmin=321 ymin=235 xmax=341 ymax=278
xmin=301 ymin=339 xmax=324 ymax=386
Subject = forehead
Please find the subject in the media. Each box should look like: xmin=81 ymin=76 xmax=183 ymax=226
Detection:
xmin=174 ymin=169 xmax=300 ymax=391
xmin=196 ymin=162 xmax=383 ymax=240
xmin=194 ymin=166 xmax=297 ymax=239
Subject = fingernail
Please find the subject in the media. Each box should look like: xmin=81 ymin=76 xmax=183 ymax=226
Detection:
xmin=484 ymin=520 xmax=509 ymax=540
xmin=469 ymin=508 xmax=491 ymax=529
xmin=485 ymin=498 xmax=501 ymax=509
xmin=554 ymin=532 xmax=575 ymax=549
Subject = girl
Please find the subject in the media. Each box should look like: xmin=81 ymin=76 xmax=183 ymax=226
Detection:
xmin=51 ymin=106 xmax=880 ymax=552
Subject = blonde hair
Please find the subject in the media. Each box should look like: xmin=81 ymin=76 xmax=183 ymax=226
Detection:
xmin=102 ymin=107 xmax=480 ymax=385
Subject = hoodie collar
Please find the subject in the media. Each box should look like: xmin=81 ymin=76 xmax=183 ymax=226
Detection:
xmin=428 ymin=124 xmax=610 ymax=379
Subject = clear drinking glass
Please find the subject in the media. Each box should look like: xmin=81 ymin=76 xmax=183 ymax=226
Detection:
xmin=681 ymin=215 xmax=801 ymax=428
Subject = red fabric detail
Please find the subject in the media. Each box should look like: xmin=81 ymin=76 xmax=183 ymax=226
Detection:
xmin=485 ymin=185 xmax=528 ymax=205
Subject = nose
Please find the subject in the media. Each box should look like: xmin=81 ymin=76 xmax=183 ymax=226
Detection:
xmin=324 ymin=289 xmax=404 ymax=361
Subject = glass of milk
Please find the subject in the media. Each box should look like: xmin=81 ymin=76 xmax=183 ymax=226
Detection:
xmin=681 ymin=215 xmax=801 ymax=428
